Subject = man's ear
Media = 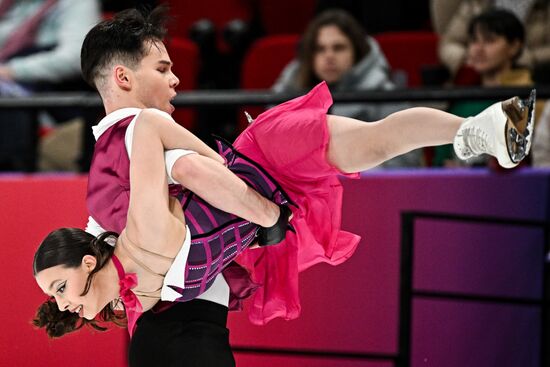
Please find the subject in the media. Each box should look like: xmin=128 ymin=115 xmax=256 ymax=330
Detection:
xmin=114 ymin=65 xmax=132 ymax=91
xmin=509 ymin=39 xmax=523 ymax=61
xmin=82 ymin=255 xmax=97 ymax=272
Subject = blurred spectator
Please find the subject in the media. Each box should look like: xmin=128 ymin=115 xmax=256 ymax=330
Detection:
xmin=433 ymin=0 xmax=550 ymax=77
xmin=273 ymin=9 xmax=422 ymax=168
xmin=433 ymin=9 xmax=542 ymax=167
xmin=0 ymin=0 xmax=100 ymax=171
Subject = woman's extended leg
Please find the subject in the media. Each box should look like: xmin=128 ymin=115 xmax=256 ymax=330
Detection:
xmin=327 ymin=92 xmax=535 ymax=172
xmin=326 ymin=107 xmax=462 ymax=172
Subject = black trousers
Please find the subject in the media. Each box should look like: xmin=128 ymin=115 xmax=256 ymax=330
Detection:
xmin=129 ymin=299 xmax=236 ymax=367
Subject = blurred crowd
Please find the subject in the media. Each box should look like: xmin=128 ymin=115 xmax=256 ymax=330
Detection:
xmin=0 ymin=0 xmax=548 ymax=172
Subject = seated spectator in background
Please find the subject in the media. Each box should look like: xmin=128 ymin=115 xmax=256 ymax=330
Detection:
xmin=434 ymin=0 xmax=550 ymax=78
xmin=0 ymin=0 xmax=101 ymax=171
xmin=433 ymin=9 xmax=543 ymax=167
xmin=273 ymin=9 xmax=422 ymax=168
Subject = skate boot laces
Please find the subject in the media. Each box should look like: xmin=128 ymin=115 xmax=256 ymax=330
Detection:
xmin=462 ymin=124 xmax=493 ymax=157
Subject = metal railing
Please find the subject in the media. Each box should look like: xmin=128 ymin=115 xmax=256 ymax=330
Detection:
xmin=0 ymin=85 xmax=548 ymax=109
xmin=1 ymin=85 xmax=547 ymax=172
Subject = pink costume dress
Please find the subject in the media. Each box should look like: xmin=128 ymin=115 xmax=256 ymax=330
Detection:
xmin=231 ymin=81 xmax=361 ymax=324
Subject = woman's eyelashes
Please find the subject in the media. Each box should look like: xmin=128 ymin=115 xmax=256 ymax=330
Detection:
xmin=56 ymin=281 xmax=66 ymax=294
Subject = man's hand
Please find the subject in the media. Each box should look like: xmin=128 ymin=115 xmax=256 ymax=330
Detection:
xmin=255 ymin=204 xmax=294 ymax=246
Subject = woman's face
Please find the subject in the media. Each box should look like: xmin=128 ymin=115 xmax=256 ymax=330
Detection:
xmin=467 ymin=28 xmax=521 ymax=76
xmin=35 ymin=256 xmax=103 ymax=320
xmin=313 ymin=25 xmax=355 ymax=84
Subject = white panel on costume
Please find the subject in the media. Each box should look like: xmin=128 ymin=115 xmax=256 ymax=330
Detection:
xmin=85 ymin=216 xmax=104 ymax=237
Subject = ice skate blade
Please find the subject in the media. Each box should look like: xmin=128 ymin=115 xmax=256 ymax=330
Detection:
xmin=502 ymin=89 xmax=536 ymax=164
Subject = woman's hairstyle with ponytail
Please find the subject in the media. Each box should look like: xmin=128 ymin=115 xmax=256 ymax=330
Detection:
xmin=32 ymin=228 xmax=126 ymax=338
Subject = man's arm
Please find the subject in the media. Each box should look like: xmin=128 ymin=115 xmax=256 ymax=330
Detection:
xmin=137 ymin=109 xmax=225 ymax=165
xmin=127 ymin=112 xmax=186 ymax=255
xmin=138 ymin=109 xmax=279 ymax=228
xmin=172 ymin=153 xmax=279 ymax=228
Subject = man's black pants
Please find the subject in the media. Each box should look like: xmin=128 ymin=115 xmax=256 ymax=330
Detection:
xmin=129 ymin=299 xmax=236 ymax=367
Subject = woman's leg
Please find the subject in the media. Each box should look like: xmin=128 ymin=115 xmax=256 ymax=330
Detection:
xmin=326 ymin=107 xmax=463 ymax=172
xmin=327 ymin=93 xmax=535 ymax=172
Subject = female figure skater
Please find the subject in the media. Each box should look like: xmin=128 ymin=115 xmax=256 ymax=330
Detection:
xmin=33 ymin=4 xmax=534 ymax=355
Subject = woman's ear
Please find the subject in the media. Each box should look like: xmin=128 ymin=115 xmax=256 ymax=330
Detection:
xmin=82 ymin=255 xmax=97 ymax=272
xmin=114 ymin=65 xmax=132 ymax=91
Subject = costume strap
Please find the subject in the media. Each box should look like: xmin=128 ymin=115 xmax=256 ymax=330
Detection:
xmin=111 ymin=254 xmax=142 ymax=337
xmin=118 ymin=234 xmax=169 ymax=278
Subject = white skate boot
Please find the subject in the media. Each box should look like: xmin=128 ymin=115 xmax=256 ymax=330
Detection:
xmin=453 ymin=90 xmax=536 ymax=168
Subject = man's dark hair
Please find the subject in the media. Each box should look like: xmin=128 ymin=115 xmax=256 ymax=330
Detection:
xmin=81 ymin=6 xmax=169 ymax=90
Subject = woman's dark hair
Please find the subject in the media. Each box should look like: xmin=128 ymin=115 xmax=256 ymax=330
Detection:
xmin=80 ymin=5 xmax=170 ymax=89
xmin=297 ymin=9 xmax=370 ymax=89
xmin=32 ymin=228 xmax=126 ymax=338
xmin=468 ymin=9 xmax=526 ymax=63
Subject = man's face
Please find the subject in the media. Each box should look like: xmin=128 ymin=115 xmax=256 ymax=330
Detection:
xmin=467 ymin=29 xmax=520 ymax=77
xmin=132 ymin=41 xmax=180 ymax=114
xmin=313 ymin=25 xmax=355 ymax=84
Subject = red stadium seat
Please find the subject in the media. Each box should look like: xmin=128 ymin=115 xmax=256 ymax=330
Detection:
xmin=374 ymin=31 xmax=440 ymax=87
xmin=166 ymin=37 xmax=199 ymax=130
xmin=162 ymin=0 xmax=253 ymax=50
xmin=257 ymin=0 xmax=316 ymax=35
xmin=239 ymin=34 xmax=300 ymax=132
xmin=162 ymin=0 xmax=252 ymax=35
xmin=241 ymin=34 xmax=300 ymax=89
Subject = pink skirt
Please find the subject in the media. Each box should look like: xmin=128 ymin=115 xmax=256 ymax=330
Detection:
xmin=233 ymin=82 xmax=361 ymax=325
